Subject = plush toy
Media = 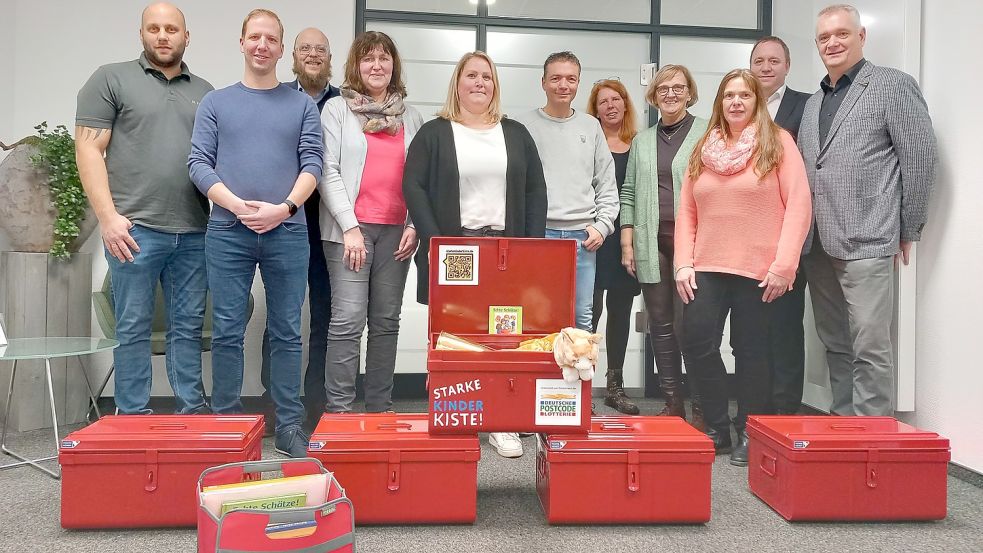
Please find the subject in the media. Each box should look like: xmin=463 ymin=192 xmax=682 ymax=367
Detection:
xmin=552 ymin=328 xmax=601 ymax=383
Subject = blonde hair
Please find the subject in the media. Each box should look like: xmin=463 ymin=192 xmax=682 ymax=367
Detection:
xmin=646 ymin=64 xmax=699 ymax=108
xmin=586 ymin=79 xmax=638 ymax=144
xmin=437 ymin=51 xmax=503 ymax=124
xmin=687 ymin=69 xmax=783 ymax=180
xmin=241 ymin=9 xmax=283 ymax=41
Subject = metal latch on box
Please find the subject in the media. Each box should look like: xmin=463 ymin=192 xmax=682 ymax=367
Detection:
xmin=497 ymin=239 xmax=509 ymax=271
xmin=866 ymin=449 xmax=879 ymax=489
xmin=627 ymin=450 xmax=640 ymax=493
xmin=145 ymin=449 xmax=159 ymax=492
xmin=388 ymin=450 xmax=401 ymax=492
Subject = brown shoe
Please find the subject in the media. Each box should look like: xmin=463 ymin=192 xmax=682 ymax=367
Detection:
xmin=689 ymin=398 xmax=706 ymax=433
xmin=655 ymin=395 xmax=686 ymax=418
xmin=604 ymin=389 xmax=640 ymax=415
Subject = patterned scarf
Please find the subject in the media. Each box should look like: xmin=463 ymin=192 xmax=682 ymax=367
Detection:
xmin=340 ymin=87 xmax=405 ymax=135
xmin=701 ymin=125 xmax=757 ymax=175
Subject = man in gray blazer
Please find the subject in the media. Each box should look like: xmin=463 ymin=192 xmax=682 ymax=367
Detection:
xmin=750 ymin=35 xmax=813 ymax=416
xmin=798 ymin=4 xmax=937 ymax=416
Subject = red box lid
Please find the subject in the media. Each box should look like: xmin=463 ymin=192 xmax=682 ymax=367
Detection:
xmin=543 ymin=416 xmax=714 ymax=452
xmin=746 ymin=416 xmax=950 ymax=451
xmin=427 ymin=237 xmax=576 ymax=336
xmin=60 ymin=415 xmax=263 ymax=453
xmin=309 ymin=413 xmax=480 ymax=453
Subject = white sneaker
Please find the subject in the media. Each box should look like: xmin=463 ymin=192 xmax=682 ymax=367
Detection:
xmin=489 ymin=432 xmax=524 ymax=458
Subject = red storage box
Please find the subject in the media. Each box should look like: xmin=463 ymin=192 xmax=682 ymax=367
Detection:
xmin=747 ymin=415 xmax=951 ymax=521
xmin=537 ymin=416 xmax=715 ymax=524
xmin=426 ymin=237 xmax=590 ymax=435
xmin=197 ymin=459 xmax=354 ymax=553
xmin=59 ymin=415 xmax=263 ymax=528
xmin=308 ymin=413 xmax=480 ymax=524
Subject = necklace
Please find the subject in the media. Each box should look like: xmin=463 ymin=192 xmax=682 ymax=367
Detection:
xmin=660 ymin=125 xmax=682 ymax=140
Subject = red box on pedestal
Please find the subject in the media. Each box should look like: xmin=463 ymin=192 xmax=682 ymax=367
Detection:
xmin=747 ymin=415 xmax=950 ymax=521
xmin=426 ymin=237 xmax=590 ymax=435
xmin=59 ymin=415 xmax=264 ymax=528
xmin=537 ymin=416 xmax=715 ymax=524
xmin=307 ymin=413 xmax=480 ymax=524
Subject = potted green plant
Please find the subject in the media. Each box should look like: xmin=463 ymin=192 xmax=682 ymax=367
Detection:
xmin=0 ymin=122 xmax=96 ymax=259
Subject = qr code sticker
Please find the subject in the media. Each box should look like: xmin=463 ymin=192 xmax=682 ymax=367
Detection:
xmin=443 ymin=253 xmax=474 ymax=281
xmin=438 ymin=245 xmax=480 ymax=286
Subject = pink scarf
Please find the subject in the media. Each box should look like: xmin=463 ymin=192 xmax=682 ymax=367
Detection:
xmin=701 ymin=126 xmax=757 ymax=175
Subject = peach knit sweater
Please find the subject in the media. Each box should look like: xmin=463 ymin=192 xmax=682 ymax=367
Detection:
xmin=674 ymin=130 xmax=812 ymax=282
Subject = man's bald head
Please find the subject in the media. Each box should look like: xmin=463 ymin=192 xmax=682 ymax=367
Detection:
xmin=141 ymin=2 xmax=186 ymax=29
xmin=139 ymin=2 xmax=190 ymax=71
xmin=292 ymin=27 xmax=332 ymax=94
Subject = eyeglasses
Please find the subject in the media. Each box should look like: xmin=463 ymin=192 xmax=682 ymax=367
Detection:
xmin=297 ymin=44 xmax=329 ymax=56
xmin=593 ymin=76 xmax=621 ymax=85
xmin=656 ymin=84 xmax=688 ymax=97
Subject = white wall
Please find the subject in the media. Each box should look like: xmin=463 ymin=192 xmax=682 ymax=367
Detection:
xmin=899 ymin=0 xmax=983 ymax=473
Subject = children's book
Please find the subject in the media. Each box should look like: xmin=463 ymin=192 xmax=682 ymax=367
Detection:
xmin=488 ymin=306 xmax=522 ymax=335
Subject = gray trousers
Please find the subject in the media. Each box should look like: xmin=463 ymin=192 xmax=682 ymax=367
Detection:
xmin=802 ymin=246 xmax=895 ymax=416
xmin=323 ymin=223 xmax=410 ymax=413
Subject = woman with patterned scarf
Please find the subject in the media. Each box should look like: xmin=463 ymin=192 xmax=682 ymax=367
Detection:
xmin=673 ymin=69 xmax=811 ymax=467
xmin=317 ymin=31 xmax=425 ymax=415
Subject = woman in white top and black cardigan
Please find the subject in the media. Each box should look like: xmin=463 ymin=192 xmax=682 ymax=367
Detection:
xmin=403 ymin=51 xmax=548 ymax=459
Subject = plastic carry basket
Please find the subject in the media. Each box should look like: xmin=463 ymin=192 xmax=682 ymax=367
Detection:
xmin=197 ymin=458 xmax=355 ymax=553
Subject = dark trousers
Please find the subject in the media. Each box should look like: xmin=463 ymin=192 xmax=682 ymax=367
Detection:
xmin=680 ymin=272 xmax=773 ymax=431
xmin=261 ymin=200 xmax=332 ymax=415
xmin=769 ymin=269 xmax=806 ymax=414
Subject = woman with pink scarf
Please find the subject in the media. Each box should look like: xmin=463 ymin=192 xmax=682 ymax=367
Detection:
xmin=673 ymin=69 xmax=811 ymax=467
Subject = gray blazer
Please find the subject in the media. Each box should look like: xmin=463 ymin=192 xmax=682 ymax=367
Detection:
xmin=798 ymin=61 xmax=937 ymax=260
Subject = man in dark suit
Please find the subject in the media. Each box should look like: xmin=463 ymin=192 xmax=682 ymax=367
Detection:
xmin=799 ymin=5 xmax=936 ymax=416
xmin=261 ymin=27 xmax=341 ymax=434
xmin=750 ymin=35 xmax=812 ymax=415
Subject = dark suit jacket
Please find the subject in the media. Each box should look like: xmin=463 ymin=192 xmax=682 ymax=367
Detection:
xmin=402 ymin=117 xmax=548 ymax=304
xmin=774 ymin=87 xmax=811 ymax=142
xmin=285 ymin=80 xmax=340 ymax=242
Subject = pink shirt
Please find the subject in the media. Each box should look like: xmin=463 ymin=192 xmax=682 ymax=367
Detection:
xmin=355 ymin=128 xmax=407 ymax=225
xmin=674 ymin=130 xmax=812 ymax=281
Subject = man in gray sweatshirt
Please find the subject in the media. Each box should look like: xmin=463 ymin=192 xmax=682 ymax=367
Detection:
xmin=515 ymin=51 xmax=619 ymax=332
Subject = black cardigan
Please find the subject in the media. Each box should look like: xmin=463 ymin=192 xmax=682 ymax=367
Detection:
xmin=402 ymin=117 xmax=548 ymax=304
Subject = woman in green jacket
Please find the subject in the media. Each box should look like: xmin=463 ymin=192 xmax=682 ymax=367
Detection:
xmin=620 ymin=65 xmax=707 ymax=428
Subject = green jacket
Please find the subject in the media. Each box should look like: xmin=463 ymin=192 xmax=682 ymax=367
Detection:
xmin=620 ymin=116 xmax=708 ymax=284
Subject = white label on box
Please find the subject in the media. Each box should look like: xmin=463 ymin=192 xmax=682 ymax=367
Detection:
xmin=535 ymin=379 xmax=581 ymax=426
xmin=437 ymin=245 xmax=479 ymax=286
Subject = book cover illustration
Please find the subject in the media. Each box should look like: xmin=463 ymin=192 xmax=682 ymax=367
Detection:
xmin=220 ymin=492 xmax=307 ymax=516
xmin=489 ymin=306 xmax=522 ymax=335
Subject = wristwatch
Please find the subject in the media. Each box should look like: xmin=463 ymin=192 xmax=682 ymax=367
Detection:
xmin=283 ymin=199 xmax=298 ymax=216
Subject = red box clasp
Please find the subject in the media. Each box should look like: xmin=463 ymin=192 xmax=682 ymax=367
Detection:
xmin=627 ymin=450 xmax=640 ymax=493
xmin=388 ymin=450 xmax=401 ymax=492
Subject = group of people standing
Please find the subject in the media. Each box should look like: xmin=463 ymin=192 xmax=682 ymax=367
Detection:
xmin=76 ymin=2 xmax=936 ymax=466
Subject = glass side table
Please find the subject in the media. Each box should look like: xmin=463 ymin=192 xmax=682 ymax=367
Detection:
xmin=0 ymin=337 xmax=119 ymax=479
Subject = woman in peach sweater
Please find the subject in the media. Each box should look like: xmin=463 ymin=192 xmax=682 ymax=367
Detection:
xmin=674 ymin=69 xmax=811 ymax=467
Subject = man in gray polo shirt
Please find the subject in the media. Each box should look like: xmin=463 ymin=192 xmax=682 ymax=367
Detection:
xmin=75 ymin=2 xmax=213 ymax=415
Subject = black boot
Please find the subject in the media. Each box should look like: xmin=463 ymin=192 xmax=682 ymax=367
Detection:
xmin=689 ymin=391 xmax=706 ymax=432
xmin=652 ymin=322 xmax=686 ymax=418
xmin=706 ymin=426 xmax=732 ymax=454
xmin=604 ymin=369 xmax=640 ymax=415
xmin=730 ymin=428 xmax=749 ymax=466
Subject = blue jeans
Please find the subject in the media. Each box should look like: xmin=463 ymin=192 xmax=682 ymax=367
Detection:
xmin=546 ymin=228 xmax=596 ymax=331
xmin=205 ymin=219 xmax=309 ymax=433
xmin=105 ymin=224 xmax=207 ymax=414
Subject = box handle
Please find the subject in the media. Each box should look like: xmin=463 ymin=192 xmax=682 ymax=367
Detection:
xmin=508 ymin=378 xmax=516 ymax=392
xmin=829 ymin=424 xmax=867 ymax=431
xmin=760 ymin=451 xmax=778 ymax=478
xmin=145 ymin=449 xmax=159 ymax=492
xmin=378 ymin=422 xmax=413 ymax=431
xmin=599 ymin=422 xmax=632 ymax=431
xmin=626 ymin=450 xmax=640 ymax=492
xmin=149 ymin=423 xmax=187 ymax=431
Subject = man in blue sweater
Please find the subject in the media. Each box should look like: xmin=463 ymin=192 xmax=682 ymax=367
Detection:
xmin=188 ymin=9 xmax=324 ymax=457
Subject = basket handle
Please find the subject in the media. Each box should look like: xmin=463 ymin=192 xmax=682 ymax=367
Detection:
xmin=199 ymin=458 xmax=327 ymax=489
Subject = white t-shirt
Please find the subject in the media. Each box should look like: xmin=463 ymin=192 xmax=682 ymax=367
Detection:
xmin=451 ymin=121 xmax=508 ymax=230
